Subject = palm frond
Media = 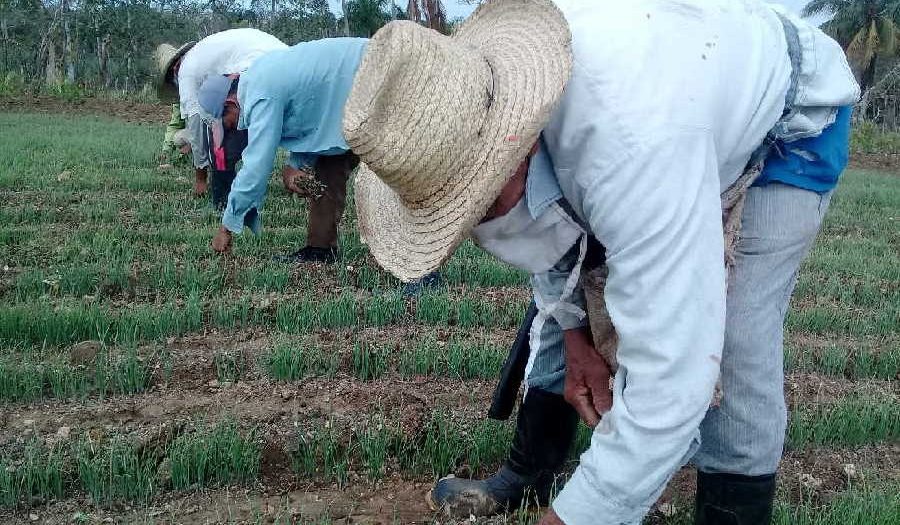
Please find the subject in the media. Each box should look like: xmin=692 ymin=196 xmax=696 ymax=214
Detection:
xmin=877 ymin=18 xmax=898 ymax=53
xmin=802 ymin=0 xmax=851 ymax=17
xmin=822 ymin=2 xmax=871 ymax=46
xmin=864 ymin=19 xmax=881 ymax=63
xmin=846 ymin=23 xmax=873 ymax=75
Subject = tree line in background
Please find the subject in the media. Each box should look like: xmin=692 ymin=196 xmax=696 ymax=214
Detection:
xmin=2 ymin=0 xmax=900 ymax=127
xmin=804 ymin=1 xmax=900 ymax=128
xmin=0 ymin=0 xmax=454 ymax=94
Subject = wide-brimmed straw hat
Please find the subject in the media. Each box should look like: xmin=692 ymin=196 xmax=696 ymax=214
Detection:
xmin=153 ymin=42 xmax=196 ymax=102
xmin=345 ymin=0 xmax=572 ymax=282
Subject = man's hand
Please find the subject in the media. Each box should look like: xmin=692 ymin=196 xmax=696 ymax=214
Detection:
xmin=564 ymin=327 xmax=613 ymax=427
xmin=211 ymin=226 xmax=233 ymax=254
xmin=194 ymin=167 xmax=209 ymax=197
xmin=282 ymin=165 xmax=321 ymax=197
xmin=537 ymin=509 xmax=566 ymax=525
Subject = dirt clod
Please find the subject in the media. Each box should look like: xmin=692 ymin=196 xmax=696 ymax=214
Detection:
xmin=69 ymin=341 xmax=102 ymax=366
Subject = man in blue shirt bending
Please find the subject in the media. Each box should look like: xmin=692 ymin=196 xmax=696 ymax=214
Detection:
xmin=201 ymin=38 xmax=367 ymax=264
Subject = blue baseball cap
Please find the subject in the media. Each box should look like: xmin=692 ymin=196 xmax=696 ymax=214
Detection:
xmin=198 ymin=74 xmax=236 ymax=118
xmin=198 ymin=74 xmax=239 ymax=171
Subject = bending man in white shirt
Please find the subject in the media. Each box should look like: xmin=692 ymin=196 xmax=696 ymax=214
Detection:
xmin=154 ymin=28 xmax=286 ymax=205
xmin=343 ymin=1 xmax=859 ymax=524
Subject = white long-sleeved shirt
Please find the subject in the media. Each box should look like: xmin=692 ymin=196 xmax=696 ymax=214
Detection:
xmin=177 ymin=28 xmax=287 ymax=119
xmin=176 ymin=28 xmax=287 ymax=168
xmin=537 ymin=1 xmax=858 ymax=523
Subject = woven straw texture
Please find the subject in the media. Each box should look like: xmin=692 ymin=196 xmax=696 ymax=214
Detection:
xmin=345 ymin=0 xmax=572 ymax=281
xmin=153 ymin=42 xmax=195 ymax=102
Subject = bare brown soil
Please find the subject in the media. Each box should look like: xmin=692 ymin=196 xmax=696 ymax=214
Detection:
xmin=849 ymin=152 xmax=900 ymax=173
xmin=0 ymin=94 xmax=169 ymax=125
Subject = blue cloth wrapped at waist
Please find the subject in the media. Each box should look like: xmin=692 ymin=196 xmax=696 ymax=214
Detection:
xmin=755 ymin=105 xmax=853 ymax=194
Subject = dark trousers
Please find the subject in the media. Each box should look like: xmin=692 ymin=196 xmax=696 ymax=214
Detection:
xmin=207 ymin=127 xmax=249 ymax=211
xmin=307 ymin=153 xmax=359 ymax=249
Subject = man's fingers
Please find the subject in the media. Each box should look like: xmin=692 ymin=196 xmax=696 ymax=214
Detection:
xmin=569 ymin=388 xmax=601 ymax=428
xmin=592 ymin=384 xmax=613 ymax=415
xmin=589 ymin=363 xmax=613 ymax=415
xmin=285 ymin=177 xmax=301 ymax=194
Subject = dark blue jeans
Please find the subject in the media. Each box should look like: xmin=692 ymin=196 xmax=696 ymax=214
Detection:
xmin=207 ymin=127 xmax=248 ymax=211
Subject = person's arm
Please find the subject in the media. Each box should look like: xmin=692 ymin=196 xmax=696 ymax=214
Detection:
xmin=551 ymin=131 xmax=725 ymax=525
xmin=220 ymin=97 xmax=285 ymax=235
xmin=532 ymin=241 xmax=615 ymax=427
xmin=185 ymin=113 xmax=209 ymax=170
xmin=162 ymin=103 xmax=185 ymax=152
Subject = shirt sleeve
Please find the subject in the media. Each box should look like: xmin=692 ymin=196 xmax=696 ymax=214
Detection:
xmin=222 ymin=97 xmax=284 ymax=234
xmin=531 ymin=243 xmax=588 ymax=330
xmin=162 ymin=104 xmax=185 ymax=151
xmin=552 ymin=131 xmax=725 ymax=524
xmin=185 ymin=114 xmax=209 ymax=169
xmin=176 ymin=65 xmax=203 ymax=118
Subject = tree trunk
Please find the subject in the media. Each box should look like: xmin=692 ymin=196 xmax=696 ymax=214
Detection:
xmin=860 ymin=52 xmax=878 ymax=96
xmin=1 ymin=16 xmax=8 ymax=73
xmin=125 ymin=6 xmax=135 ymax=91
xmin=62 ymin=0 xmax=75 ymax=83
xmin=341 ymin=0 xmax=350 ymax=36
xmin=98 ymin=34 xmax=111 ymax=88
xmin=45 ymin=40 xmax=58 ymax=86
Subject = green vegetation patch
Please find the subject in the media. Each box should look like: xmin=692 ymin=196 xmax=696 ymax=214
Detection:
xmin=788 ymin=395 xmax=900 ymax=448
xmin=168 ymin=420 xmax=261 ymax=490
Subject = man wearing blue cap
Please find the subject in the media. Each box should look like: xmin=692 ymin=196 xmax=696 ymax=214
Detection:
xmin=200 ymin=38 xmax=368 ymax=264
xmin=154 ymin=29 xmax=287 ymax=204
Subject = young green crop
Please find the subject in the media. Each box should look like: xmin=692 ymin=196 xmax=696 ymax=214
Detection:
xmin=351 ymin=341 xmax=388 ymax=381
xmin=357 ymin=417 xmax=394 ymax=481
xmin=784 ymin=343 xmax=899 ymax=380
xmin=0 ymin=348 xmax=152 ymax=402
xmin=788 ymin=395 xmax=900 ymax=448
xmin=266 ymin=341 xmax=340 ymax=380
xmin=75 ymin=436 xmax=158 ymax=503
xmin=168 ymin=420 xmax=260 ymax=490
xmin=214 ymin=350 xmax=248 ymax=384
xmin=772 ymin=487 xmax=900 ymax=525
xmin=0 ymin=441 xmax=65 ymax=506
xmin=292 ymin=423 xmax=351 ymax=487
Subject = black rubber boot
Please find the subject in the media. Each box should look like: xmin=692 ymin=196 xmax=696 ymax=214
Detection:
xmin=430 ymin=388 xmax=578 ymax=518
xmin=273 ymin=246 xmax=338 ymax=264
xmin=401 ymin=271 xmax=443 ymax=297
xmin=695 ymin=471 xmax=777 ymax=525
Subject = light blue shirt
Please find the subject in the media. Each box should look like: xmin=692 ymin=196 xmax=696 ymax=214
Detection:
xmin=222 ymin=37 xmax=369 ymax=234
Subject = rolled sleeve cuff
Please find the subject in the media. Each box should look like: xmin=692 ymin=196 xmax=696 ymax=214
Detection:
xmin=187 ymin=116 xmax=209 ymax=169
xmin=222 ymin=207 xmax=260 ymax=235
xmin=553 ymin=468 xmax=642 ymax=525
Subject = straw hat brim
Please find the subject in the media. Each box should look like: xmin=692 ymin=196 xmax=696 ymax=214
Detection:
xmin=353 ymin=0 xmax=572 ymax=282
xmin=156 ymin=41 xmax=196 ymax=102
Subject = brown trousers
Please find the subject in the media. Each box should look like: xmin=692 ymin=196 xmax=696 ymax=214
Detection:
xmin=307 ymin=153 xmax=359 ymax=249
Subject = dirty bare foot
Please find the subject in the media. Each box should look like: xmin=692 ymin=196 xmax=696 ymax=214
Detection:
xmin=194 ymin=168 xmax=209 ymax=197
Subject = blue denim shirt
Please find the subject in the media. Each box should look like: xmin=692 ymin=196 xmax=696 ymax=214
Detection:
xmin=223 ymin=38 xmax=369 ymax=234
